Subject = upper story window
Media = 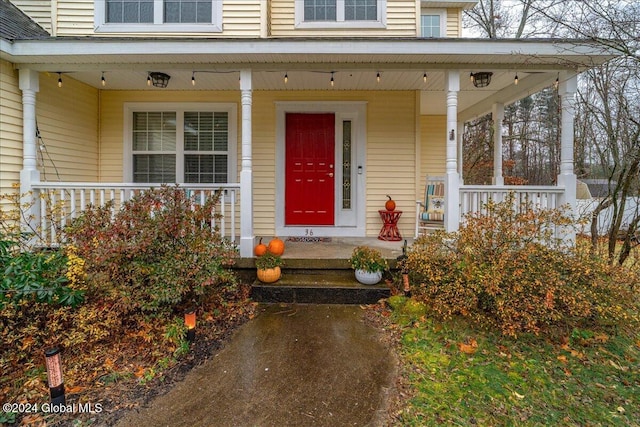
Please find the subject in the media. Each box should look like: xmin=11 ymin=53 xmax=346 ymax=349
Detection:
xmin=420 ymin=9 xmax=446 ymax=37
xmin=95 ymin=0 xmax=222 ymax=33
xmin=295 ymin=0 xmax=386 ymax=29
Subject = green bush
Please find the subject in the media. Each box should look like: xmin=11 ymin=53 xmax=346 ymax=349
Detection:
xmin=64 ymin=186 xmax=238 ymax=316
xmin=406 ymin=195 xmax=640 ymax=337
xmin=0 ymin=232 xmax=84 ymax=308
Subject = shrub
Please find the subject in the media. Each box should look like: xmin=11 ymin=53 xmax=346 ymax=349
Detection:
xmin=64 ymin=186 xmax=238 ymax=316
xmin=0 ymin=232 xmax=84 ymax=308
xmin=406 ymin=195 xmax=640 ymax=337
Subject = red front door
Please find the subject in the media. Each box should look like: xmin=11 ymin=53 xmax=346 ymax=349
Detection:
xmin=285 ymin=113 xmax=335 ymax=225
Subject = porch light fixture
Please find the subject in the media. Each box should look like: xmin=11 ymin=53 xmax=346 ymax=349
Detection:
xmin=554 ymin=76 xmax=560 ymax=90
xmin=45 ymin=347 xmax=66 ymax=406
xmin=514 ymin=73 xmax=519 ymax=85
xmin=284 ymin=72 xmax=288 ymax=84
xmin=101 ymin=72 xmax=106 ymax=87
xmin=149 ymin=72 xmax=171 ymax=88
xmin=191 ymin=71 xmax=196 ymax=86
xmin=330 ymin=72 xmax=335 ymax=87
xmin=184 ymin=310 xmax=196 ymax=342
xmin=57 ymin=73 xmax=63 ymax=88
xmin=376 ymin=72 xmax=381 ymax=83
xmin=470 ymin=71 xmax=493 ymax=88
xmin=423 ymin=73 xmax=428 ymax=83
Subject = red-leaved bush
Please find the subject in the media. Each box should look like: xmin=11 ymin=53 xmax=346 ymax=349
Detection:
xmin=65 ymin=186 xmax=238 ymax=316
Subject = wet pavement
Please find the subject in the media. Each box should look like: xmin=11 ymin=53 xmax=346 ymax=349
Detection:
xmin=115 ymin=304 xmax=396 ymax=427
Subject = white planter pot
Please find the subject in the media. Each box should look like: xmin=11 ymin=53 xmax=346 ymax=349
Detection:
xmin=355 ymin=269 xmax=383 ymax=285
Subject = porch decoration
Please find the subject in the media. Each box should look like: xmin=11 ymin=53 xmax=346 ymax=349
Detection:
xmin=349 ymin=246 xmax=388 ymax=285
xmin=385 ymin=195 xmax=396 ymax=211
xmin=255 ymin=252 xmax=284 ymax=283
xmin=254 ymin=237 xmax=268 ymax=256
xmin=267 ymin=237 xmax=285 ymax=256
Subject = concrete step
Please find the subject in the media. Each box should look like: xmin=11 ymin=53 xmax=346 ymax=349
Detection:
xmin=250 ymin=270 xmax=392 ymax=304
xmin=236 ymin=257 xmax=397 ymax=304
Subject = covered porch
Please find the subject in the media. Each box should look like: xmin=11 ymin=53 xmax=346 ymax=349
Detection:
xmin=4 ymin=38 xmax=613 ymax=256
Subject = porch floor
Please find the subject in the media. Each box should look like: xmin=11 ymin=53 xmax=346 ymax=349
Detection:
xmin=279 ymin=236 xmax=413 ymax=260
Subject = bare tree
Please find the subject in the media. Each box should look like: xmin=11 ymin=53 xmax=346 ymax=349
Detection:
xmin=536 ymin=0 xmax=640 ymax=264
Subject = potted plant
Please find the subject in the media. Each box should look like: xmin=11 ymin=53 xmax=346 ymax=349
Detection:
xmin=255 ymin=252 xmax=284 ymax=283
xmin=349 ymin=246 xmax=388 ymax=285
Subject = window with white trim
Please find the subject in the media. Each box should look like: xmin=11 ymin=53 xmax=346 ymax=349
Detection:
xmin=95 ymin=0 xmax=223 ymax=32
xmin=420 ymin=9 xmax=446 ymax=38
xmin=125 ymin=104 xmax=236 ymax=184
xmin=295 ymin=0 xmax=386 ymax=29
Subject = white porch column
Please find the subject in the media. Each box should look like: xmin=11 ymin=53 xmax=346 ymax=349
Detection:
xmin=239 ymin=69 xmax=254 ymax=257
xmin=18 ymin=69 xmax=41 ymax=236
xmin=492 ymin=103 xmax=505 ymax=186
xmin=557 ymin=71 xmax=578 ymax=245
xmin=445 ymin=71 xmax=460 ymax=232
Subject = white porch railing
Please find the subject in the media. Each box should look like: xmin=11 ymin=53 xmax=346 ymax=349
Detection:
xmin=460 ymin=185 xmax=565 ymax=218
xmin=31 ymin=182 xmax=240 ymax=246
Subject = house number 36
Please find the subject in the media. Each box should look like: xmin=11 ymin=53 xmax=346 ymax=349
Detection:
xmin=305 ymin=229 xmax=314 ymax=236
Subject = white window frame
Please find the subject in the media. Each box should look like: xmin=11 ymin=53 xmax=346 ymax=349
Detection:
xmin=95 ymin=0 xmax=223 ymax=33
xmin=420 ymin=9 xmax=447 ymax=38
xmin=123 ymin=102 xmax=237 ymax=183
xmin=294 ymin=0 xmax=387 ymax=29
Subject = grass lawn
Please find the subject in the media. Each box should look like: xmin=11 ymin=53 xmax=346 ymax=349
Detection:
xmin=391 ymin=313 xmax=640 ymax=426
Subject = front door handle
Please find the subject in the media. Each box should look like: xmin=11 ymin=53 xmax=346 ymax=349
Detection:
xmin=328 ymin=173 xmax=334 ymax=178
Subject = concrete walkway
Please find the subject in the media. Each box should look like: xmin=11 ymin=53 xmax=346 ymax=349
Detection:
xmin=115 ymin=304 xmax=396 ymax=427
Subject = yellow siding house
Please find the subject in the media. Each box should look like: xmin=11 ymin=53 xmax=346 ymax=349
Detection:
xmin=0 ymin=0 xmax=615 ymax=256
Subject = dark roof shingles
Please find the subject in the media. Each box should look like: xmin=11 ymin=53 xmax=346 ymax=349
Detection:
xmin=0 ymin=0 xmax=50 ymax=41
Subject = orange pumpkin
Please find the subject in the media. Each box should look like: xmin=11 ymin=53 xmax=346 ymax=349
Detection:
xmin=267 ymin=237 xmax=285 ymax=256
xmin=385 ymin=195 xmax=396 ymax=211
xmin=254 ymin=237 xmax=268 ymax=256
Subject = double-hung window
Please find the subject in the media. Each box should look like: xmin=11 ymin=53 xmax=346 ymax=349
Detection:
xmin=125 ymin=103 xmax=237 ymax=184
xmin=95 ymin=0 xmax=223 ymax=32
xmin=420 ymin=10 xmax=446 ymax=38
xmin=295 ymin=0 xmax=386 ymax=29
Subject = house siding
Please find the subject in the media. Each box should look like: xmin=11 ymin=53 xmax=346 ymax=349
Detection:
xmin=267 ymin=0 xmax=418 ymax=37
xmin=19 ymin=0 xmax=263 ymax=37
xmin=418 ymin=114 xmax=446 ymax=198
xmin=446 ymin=8 xmax=460 ymax=37
xmin=0 ymin=60 xmax=23 ymax=210
xmin=35 ymin=74 xmax=100 ymax=182
xmin=10 ymin=1 xmax=465 ymax=38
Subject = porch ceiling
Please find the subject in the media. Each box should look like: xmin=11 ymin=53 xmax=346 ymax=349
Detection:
xmin=2 ymin=37 xmax=616 ymax=116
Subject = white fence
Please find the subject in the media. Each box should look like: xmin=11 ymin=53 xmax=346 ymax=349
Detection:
xmin=31 ymin=182 xmax=240 ymax=246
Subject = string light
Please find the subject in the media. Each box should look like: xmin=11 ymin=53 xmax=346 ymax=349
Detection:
xmin=423 ymin=73 xmax=428 ymax=83
xmin=376 ymin=72 xmax=380 ymax=83
xmin=284 ymin=72 xmax=288 ymax=84
xmin=147 ymin=73 xmax=152 ymax=86
xmin=330 ymin=72 xmax=334 ymax=87
xmin=101 ymin=72 xmax=106 ymax=87
xmin=191 ymin=71 xmax=196 ymax=86
xmin=514 ymin=73 xmax=519 ymax=85
xmin=57 ymin=73 xmax=62 ymax=88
